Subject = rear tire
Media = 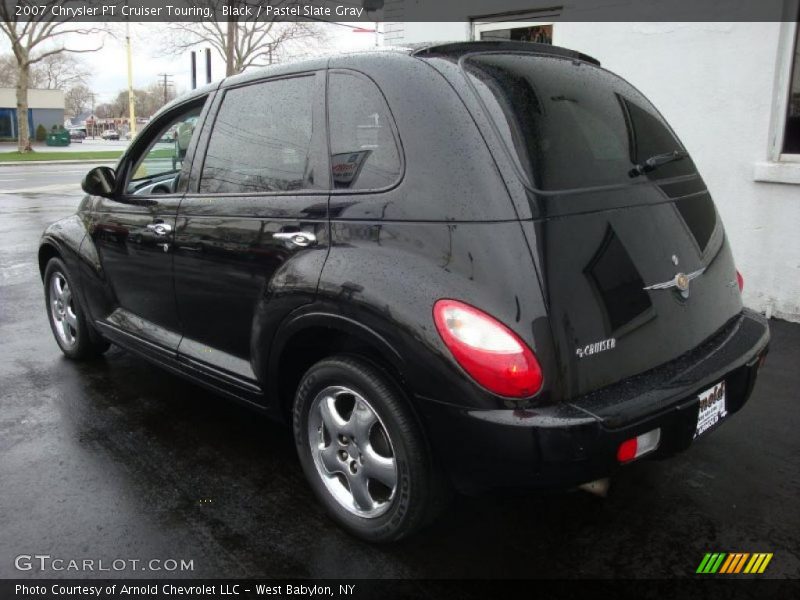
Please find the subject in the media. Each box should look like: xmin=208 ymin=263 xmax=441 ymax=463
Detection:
xmin=293 ymin=355 xmax=447 ymax=542
xmin=44 ymin=257 xmax=109 ymax=360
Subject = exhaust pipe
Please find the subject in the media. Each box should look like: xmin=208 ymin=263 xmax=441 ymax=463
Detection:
xmin=578 ymin=478 xmax=610 ymax=497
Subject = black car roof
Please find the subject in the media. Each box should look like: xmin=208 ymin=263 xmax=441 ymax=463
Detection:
xmin=221 ymin=56 xmax=330 ymax=88
xmin=156 ymin=40 xmax=599 ymax=117
xmin=220 ymin=41 xmax=600 ymax=89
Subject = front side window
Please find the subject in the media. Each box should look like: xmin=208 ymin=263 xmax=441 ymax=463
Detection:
xmin=127 ymin=106 xmax=203 ymax=194
xmin=200 ymin=76 xmax=315 ymax=194
xmin=328 ymin=72 xmax=402 ymax=190
xmin=782 ymin=18 xmax=800 ymax=154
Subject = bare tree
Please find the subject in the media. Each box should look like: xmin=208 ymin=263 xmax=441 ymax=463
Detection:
xmin=141 ymin=81 xmax=178 ymax=115
xmin=100 ymin=83 xmax=179 ymax=122
xmin=64 ymin=84 xmax=93 ymax=118
xmin=35 ymin=52 xmax=91 ymax=90
xmin=0 ymin=51 xmax=90 ymax=90
xmin=0 ymin=1 xmax=105 ymax=151
xmin=94 ymin=102 xmax=113 ymax=119
xmin=160 ymin=1 xmax=329 ymax=77
xmin=0 ymin=52 xmax=44 ymax=87
xmin=0 ymin=53 xmax=17 ymax=87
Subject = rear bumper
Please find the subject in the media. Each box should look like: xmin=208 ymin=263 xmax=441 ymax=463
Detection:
xmin=418 ymin=309 xmax=770 ymax=493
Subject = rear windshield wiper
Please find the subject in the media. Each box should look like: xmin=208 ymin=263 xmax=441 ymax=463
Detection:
xmin=628 ymin=150 xmax=688 ymax=178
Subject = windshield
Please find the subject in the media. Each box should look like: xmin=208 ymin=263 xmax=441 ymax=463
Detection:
xmin=462 ymin=54 xmax=697 ymax=191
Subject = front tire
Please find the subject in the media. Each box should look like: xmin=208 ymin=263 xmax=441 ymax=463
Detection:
xmin=44 ymin=257 xmax=109 ymax=360
xmin=293 ymin=355 xmax=445 ymax=542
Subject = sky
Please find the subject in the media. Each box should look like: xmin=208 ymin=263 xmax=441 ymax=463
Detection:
xmin=2 ymin=21 xmax=380 ymax=104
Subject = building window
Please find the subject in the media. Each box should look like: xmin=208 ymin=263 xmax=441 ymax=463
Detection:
xmin=783 ymin=18 xmax=800 ymax=154
xmin=473 ymin=20 xmax=555 ymax=45
xmin=478 ymin=24 xmax=553 ymax=44
xmin=0 ymin=108 xmax=14 ymax=139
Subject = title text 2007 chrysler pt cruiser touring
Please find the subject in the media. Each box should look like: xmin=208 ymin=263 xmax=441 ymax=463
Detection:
xmin=39 ymin=42 xmax=769 ymax=541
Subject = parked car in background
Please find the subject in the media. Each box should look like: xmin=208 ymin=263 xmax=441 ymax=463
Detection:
xmin=172 ymin=116 xmax=198 ymax=170
xmin=159 ymin=125 xmax=177 ymax=144
xmin=68 ymin=128 xmax=86 ymax=143
xmin=38 ymin=42 xmax=770 ymax=542
xmin=101 ymin=129 xmax=119 ymax=141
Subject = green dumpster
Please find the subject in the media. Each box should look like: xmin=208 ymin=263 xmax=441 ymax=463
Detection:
xmin=46 ymin=130 xmax=71 ymax=147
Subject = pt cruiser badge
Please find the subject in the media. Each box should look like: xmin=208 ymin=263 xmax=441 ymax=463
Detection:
xmin=643 ymin=267 xmax=706 ymax=298
xmin=576 ymin=337 xmax=617 ymax=358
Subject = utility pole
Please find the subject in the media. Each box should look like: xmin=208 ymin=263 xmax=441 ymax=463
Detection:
xmin=126 ymin=20 xmax=136 ymax=137
xmin=89 ymin=92 xmax=96 ymax=139
xmin=157 ymin=73 xmax=174 ymax=105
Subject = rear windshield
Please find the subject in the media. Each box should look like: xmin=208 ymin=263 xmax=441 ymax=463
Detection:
xmin=462 ymin=54 xmax=697 ymax=191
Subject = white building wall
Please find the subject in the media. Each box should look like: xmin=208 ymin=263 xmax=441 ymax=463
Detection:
xmin=396 ymin=21 xmax=800 ymax=321
xmin=0 ymin=88 xmax=65 ymax=109
xmin=394 ymin=22 xmax=470 ymax=43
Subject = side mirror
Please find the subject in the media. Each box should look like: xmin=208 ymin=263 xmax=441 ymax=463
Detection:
xmin=81 ymin=166 xmax=117 ymax=198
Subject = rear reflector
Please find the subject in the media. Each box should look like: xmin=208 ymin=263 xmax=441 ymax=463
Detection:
xmin=736 ymin=270 xmax=744 ymax=292
xmin=617 ymin=428 xmax=661 ymax=463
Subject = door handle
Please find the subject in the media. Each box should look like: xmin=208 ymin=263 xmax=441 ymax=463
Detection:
xmin=146 ymin=222 xmax=173 ymax=236
xmin=273 ymin=231 xmax=317 ymax=247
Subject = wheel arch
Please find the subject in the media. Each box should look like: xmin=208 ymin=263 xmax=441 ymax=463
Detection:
xmin=38 ymin=214 xmax=92 ymax=278
xmin=38 ymin=241 xmax=62 ymax=280
xmin=266 ymin=310 xmax=411 ymax=422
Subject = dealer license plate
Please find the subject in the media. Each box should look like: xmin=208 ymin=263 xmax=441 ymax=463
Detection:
xmin=694 ymin=381 xmax=727 ymax=439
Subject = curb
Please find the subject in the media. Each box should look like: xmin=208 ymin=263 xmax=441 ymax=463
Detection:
xmin=0 ymin=159 xmax=119 ymax=167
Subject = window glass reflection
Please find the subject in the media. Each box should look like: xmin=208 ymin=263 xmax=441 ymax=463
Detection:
xmin=465 ymin=54 xmax=697 ymax=190
xmin=128 ymin=107 xmax=202 ymax=192
xmin=328 ymin=72 xmax=401 ymax=190
xmin=200 ymin=76 xmax=315 ymax=194
xmin=585 ymin=226 xmax=653 ymax=332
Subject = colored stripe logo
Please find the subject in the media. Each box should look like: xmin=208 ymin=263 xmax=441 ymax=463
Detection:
xmin=696 ymin=553 xmax=773 ymax=574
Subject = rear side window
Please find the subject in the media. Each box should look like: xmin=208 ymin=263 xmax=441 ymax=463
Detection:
xmin=327 ymin=71 xmax=401 ymax=190
xmin=463 ymin=54 xmax=697 ymax=191
xmin=200 ymin=76 xmax=315 ymax=194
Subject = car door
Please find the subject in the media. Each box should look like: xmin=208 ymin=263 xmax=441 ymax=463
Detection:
xmin=89 ymin=96 xmax=212 ymax=358
xmin=172 ymin=72 xmax=329 ymax=397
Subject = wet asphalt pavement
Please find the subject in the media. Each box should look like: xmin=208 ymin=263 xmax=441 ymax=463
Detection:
xmin=1 ymin=172 xmax=799 ymax=580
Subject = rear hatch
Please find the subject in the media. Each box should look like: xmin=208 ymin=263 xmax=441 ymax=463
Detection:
xmin=461 ymin=53 xmax=744 ymax=399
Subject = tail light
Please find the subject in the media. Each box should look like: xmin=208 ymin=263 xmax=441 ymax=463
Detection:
xmin=433 ymin=299 xmax=543 ymax=398
xmin=736 ymin=270 xmax=744 ymax=292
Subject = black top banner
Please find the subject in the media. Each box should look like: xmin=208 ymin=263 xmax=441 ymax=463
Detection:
xmin=1 ymin=0 xmax=797 ymax=23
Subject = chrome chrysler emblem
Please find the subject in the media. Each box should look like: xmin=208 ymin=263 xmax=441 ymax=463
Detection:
xmin=643 ymin=268 xmax=705 ymax=298
xmin=675 ymin=272 xmax=690 ymax=291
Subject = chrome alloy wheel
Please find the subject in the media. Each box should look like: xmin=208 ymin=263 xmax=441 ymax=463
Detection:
xmin=307 ymin=386 xmax=398 ymax=518
xmin=50 ymin=272 xmax=78 ymax=348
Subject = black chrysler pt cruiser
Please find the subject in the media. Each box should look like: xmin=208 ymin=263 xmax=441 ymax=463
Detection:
xmin=39 ymin=42 xmax=769 ymax=541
